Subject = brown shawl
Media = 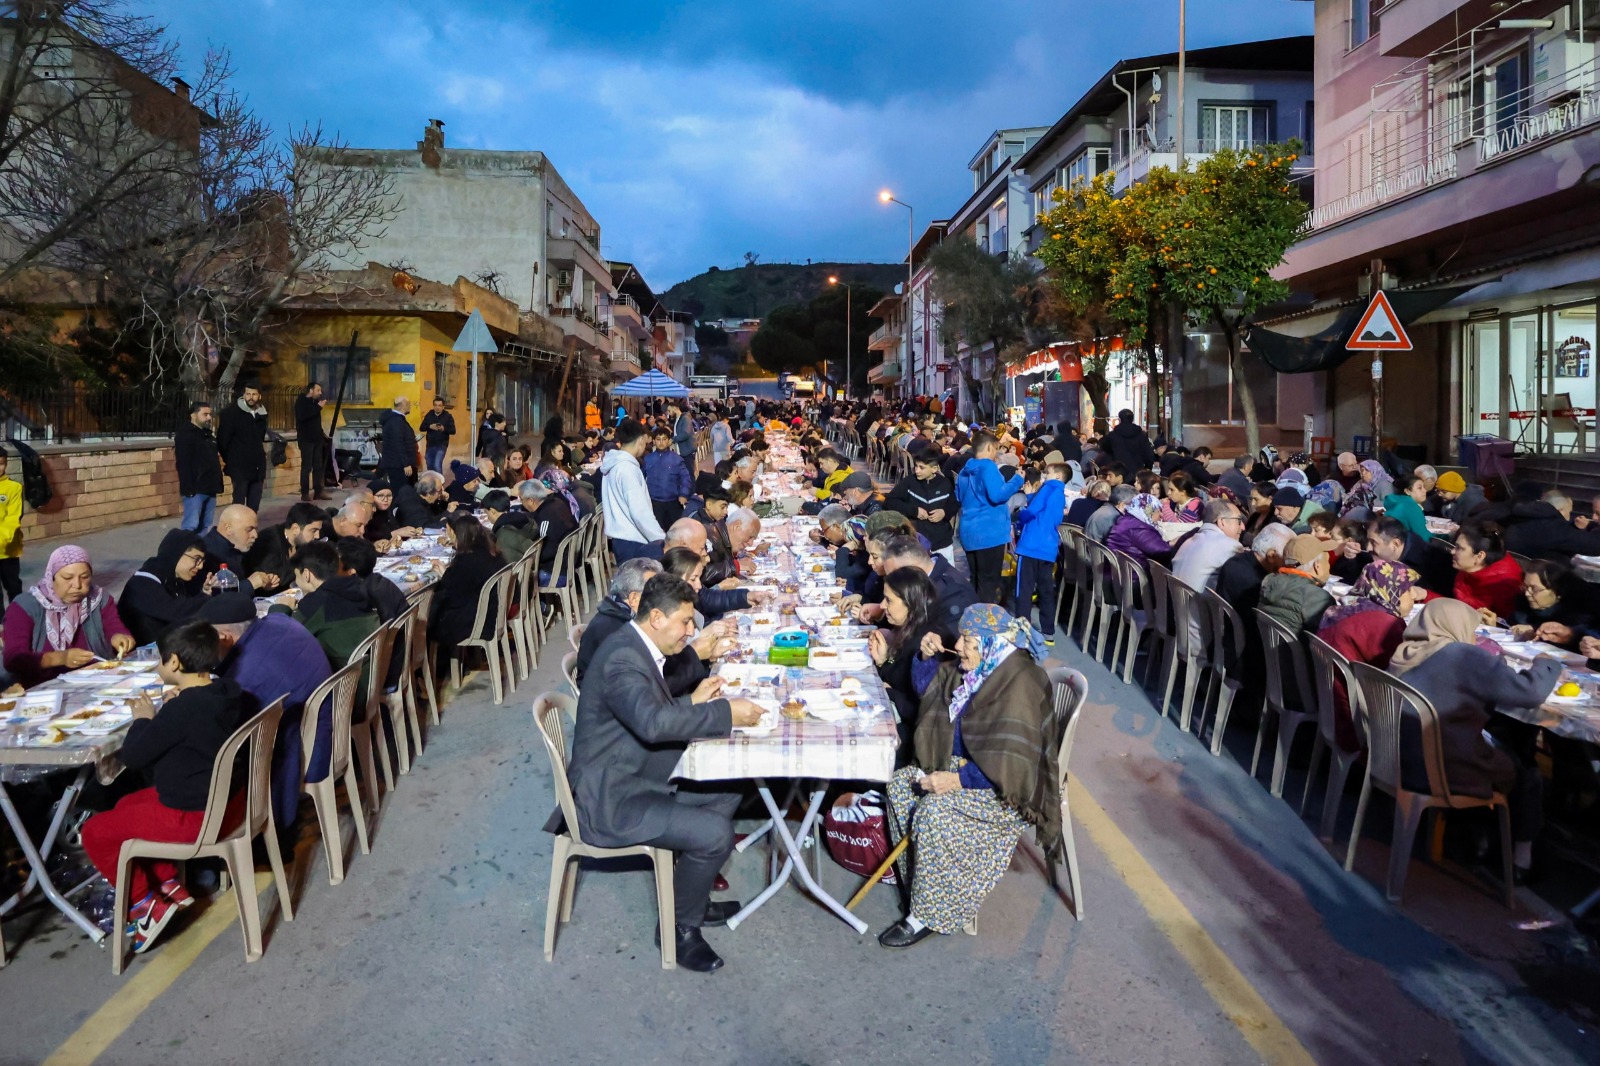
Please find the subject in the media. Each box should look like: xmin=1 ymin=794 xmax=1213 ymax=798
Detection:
xmin=915 ymin=653 xmax=1062 ymax=856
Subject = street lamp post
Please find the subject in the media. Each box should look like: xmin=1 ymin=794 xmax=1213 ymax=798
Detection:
xmin=879 ymin=190 xmax=914 ymax=401
xmin=827 ymin=275 xmax=851 ymax=399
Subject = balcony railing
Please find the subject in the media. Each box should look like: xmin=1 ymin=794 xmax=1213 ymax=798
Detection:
xmin=1307 ymin=53 xmax=1600 ymax=230
xmin=868 ymin=323 xmax=901 ymax=350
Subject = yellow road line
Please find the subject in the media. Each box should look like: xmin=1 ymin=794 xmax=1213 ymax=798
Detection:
xmin=1070 ymin=777 xmax=1316 ymax=1066
xmin=42 ymin=873 xmax=271 ymax=1066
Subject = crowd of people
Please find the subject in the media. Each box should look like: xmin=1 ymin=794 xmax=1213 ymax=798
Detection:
xmin=17 ymin=381 xmax=1600 ymax=971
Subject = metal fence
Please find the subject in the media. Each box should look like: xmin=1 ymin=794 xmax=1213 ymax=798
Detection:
xmin=0 ymin=384 xmax=306 ymax=443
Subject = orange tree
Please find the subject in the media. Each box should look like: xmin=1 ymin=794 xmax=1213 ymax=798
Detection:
xmin=1035 ymin=168 xmax=1182 ymax=429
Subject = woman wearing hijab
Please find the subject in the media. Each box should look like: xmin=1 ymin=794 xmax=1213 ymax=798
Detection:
xmin=118 ymin=530 xmax=213 ymax=647
xmin=4 ymin=545 xmax=136 ymax=687
xmin=1340 ymin=460 xmax=1394 ymax=519
xmin=1317 ymin=560 xmax=1421 ymax=749
xmin=880 ymin=603 xmax=1059 ymax=948
xmin=1389 ymin=598 xmax=1557 ymax=880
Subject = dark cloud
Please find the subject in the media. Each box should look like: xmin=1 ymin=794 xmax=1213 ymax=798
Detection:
xmin=148 ymin=0 xmax=1311 ymax=287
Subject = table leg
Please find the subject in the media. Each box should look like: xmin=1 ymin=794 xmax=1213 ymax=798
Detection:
xmin=0 ymin=770 xmax=104 ymax=942
xmin=725 ymin=781 xmax=867 ymax=935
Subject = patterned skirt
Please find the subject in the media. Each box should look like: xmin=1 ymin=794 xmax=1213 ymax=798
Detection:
xmin=886 ymin=763 xmax=1028 ymax=935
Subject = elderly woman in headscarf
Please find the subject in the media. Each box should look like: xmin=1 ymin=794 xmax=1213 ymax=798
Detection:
xmin=880 ymin=603 xmax=1060 ymax=948
xmin=1339 ymin=459 xmax=1394 ymax=519
xmin=117 ymin=529 xmax=214 ymax=647
xmin=1389 ymin=598 xmax=1557 ymax=880
xmin=1316 ymin=560 xmax=1422 ymax=750
xmin=4 ymin=545 xmax=136 ymax=688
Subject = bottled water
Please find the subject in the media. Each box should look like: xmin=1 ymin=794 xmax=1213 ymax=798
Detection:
xmin=212 ymin=564 xmax=240 ymax=595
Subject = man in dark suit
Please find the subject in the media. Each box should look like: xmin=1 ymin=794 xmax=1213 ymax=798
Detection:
xmin=554 ymin=574 xmax=761 ymax=973
xmin=376 ymin=396 xmax=419 ymax=485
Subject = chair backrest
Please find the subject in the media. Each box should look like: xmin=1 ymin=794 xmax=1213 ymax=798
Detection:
xmin=1111 ymin=547 xmax=1147 ymax=615
xmin=1306 ymin=632 xmax=1360 ymax=752
xmin=568 ymin=621 xmax=587 ymax=653
xmin=1254 ymin=608 xmax=1313 ymax=713
xmin=1057 ymin=524 xmax=1080 ymax=579
xmin=1201 ymin=587 xmax=1247 ymax=673
xmin=561 ymin=650 xmax=579 ymax=695
xmin=350 ymin=619 xmax=398 ymax=720
xmin=1147 ymin=561 xmax=1176 ymax=638
xmin=467 ymin=562 xmax=517 ymax=642
xmin=300 ymin=661 xmax=362 ymax=780
xmin=543 ymin=526 xmax=583 ymax=588
xmin=1045 ymin=667 xmax=1090 ymax=796
xmin=532 ymin=691 xmax=583 ymax=843
xmin=407 ymin=586 xmax=435 ymax=666
xmin=195 ymin=698 xmax=285 ymax=846
xmin=511 ymin=545 xmax=540 ymax=615
xmin=1165 ymin=573 xmax=1212 ymax=658
xmin=1349 ymin=661 xmax=1456 ymax=801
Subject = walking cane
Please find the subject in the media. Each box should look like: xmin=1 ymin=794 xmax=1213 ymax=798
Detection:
xmin=846 ymin=836 xmax=908 ymax=911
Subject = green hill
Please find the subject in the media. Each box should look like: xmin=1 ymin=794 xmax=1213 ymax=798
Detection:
xmin=662 ymin=262 xmax=905 ymax=321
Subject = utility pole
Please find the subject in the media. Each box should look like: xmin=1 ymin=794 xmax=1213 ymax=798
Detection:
xmin=1169 ymin=0 xmax=1189 ymax=441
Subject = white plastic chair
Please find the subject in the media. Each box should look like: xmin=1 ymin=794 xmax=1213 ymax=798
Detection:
xmin=1344 ymin=663 xmax=1515 ymax=906
xmin=453 ymin=562 xmax=518 ymax=705
xmin=1161 ymin=575 xmax=1214 ymax=732
xmin=1304 ymin=634 xmax=1365 ymax=842
xmin=533 ymin=692 xmax=677 ymax=969
xmin=1045 ymin=666 xmax=1089 ymax=919
xmin=1198 ymin=588 xmax=1249 ymax=756
xmin=110 ymin=700 xmax=292 ymax=975
xmin=299 ymin=663 xmax=367 ymax=885
xmin=1252 ymin=609 xmax=1317 ymax=798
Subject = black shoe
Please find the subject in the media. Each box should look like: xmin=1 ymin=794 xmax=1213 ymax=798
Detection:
xmin=878 ymin=919 xmax=939 ymax=949
xmin=657 ymin=924 xmax=724 ymax=973
xmin=702 ymin=900 xmax=741 ymax=927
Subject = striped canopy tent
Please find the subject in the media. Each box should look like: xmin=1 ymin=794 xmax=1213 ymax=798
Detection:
xmin=612 ymin=369 xmax=689 ymax=398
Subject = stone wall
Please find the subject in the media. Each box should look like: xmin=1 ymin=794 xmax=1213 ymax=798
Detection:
xmin=19 ymin=438 xmax=304 ymax=542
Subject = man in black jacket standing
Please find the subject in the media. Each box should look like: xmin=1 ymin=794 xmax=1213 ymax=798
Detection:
xmin=175 ymin=401 xmax=224 ymax=532
xmin=295 ymin=383 xmax=330 ymax=502
xmin=376 ymin=396 xmax=418 ymax=486
xmin=422 ymin=398 xmax=455 ymax=474
xmin=216 ymin=384 xmax=270 ymax=509
xmin=1101 ymin=408 xmax=1157 ymax=474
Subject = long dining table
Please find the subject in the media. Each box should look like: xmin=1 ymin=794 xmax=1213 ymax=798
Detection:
xmin=2 ymin=529 xmax=454 ymax=951
xmin=674 ymin=432 xmax=901 ymax=934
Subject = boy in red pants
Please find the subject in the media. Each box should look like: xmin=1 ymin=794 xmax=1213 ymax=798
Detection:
xmin=81 ymin=621 xmax=245 ymax=953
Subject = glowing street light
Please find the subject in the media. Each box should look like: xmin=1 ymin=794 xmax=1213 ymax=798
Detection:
xmin=878 ymin=190 xmax=914 ymax=398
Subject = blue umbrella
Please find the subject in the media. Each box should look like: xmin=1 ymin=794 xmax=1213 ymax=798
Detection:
xmin=613 ymin=369 xmax=688 ymax=398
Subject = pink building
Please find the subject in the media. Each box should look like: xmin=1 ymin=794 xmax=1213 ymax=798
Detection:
xmin=1273 ymin=0 xmax=1600 ymax=475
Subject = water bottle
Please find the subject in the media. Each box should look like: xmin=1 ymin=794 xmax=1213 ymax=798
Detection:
xmin=212 ymin=563 xmax=240 ymax=596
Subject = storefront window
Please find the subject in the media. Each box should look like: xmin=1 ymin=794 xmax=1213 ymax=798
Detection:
xmin=1463 ymin=300 xmax=1598 ymax=452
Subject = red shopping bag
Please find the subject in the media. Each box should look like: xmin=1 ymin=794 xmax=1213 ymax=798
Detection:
xmin=824 ymin=791 xmax=895 ymax=884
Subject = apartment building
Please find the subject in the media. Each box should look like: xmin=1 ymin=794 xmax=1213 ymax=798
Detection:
xmin=1014 ymin=37 xmax=1316 ymax=438
xmin=907 ymin=222 xmax=951 ymax=401
xmin=943 ymin=128 xmax=1050 ymax=416
xmin=1274 ymin=0 xmax=1600 ymax=468
xmin=866 ymin=291 xmax=905 ymax=398
xmin=302 ymin=122 xmax=617 ymax=431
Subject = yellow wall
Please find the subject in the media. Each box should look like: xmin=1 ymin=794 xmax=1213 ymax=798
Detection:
xmin=265 ymin=312 xmax=478 ymax=467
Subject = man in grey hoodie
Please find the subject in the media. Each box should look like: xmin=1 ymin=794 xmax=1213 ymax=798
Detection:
xmin=602 ymin=419 xmax=667 ymax=562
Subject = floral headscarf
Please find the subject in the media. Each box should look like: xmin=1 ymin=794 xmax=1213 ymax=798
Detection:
xmin=1359 ymin=459 xmax=1387 ymax=482
xmin=29 ymin=545 xmax=105 ymax=652
xmin=1307 ymin=478 xmax=1344 ymax=510
xmin=1319 ymin=560 xmax=1418 ymax=630
xmin=539 ymin=466 xmax=582 ymax=519
xmin=947 ymin=604 xmax=1047 ymax=721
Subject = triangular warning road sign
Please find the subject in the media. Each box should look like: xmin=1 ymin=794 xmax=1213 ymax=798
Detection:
xmin=452 ymin=308 xmax=499 ymax=354
xmin=1346 ymin=291 xmax=1412 ymax=351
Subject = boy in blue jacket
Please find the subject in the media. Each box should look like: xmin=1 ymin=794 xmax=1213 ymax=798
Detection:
xmin=642 ymin=424 xmax=693 ymax=531
xmin=955 ymin=431 xmax=1025 ymax=604
xmin=1014 ymin=460 xmax=1069 ymax=645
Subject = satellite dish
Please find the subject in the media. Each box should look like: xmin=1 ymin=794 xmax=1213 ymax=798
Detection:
xmin=1151 ymin=73 xmax=1162 ymax=92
